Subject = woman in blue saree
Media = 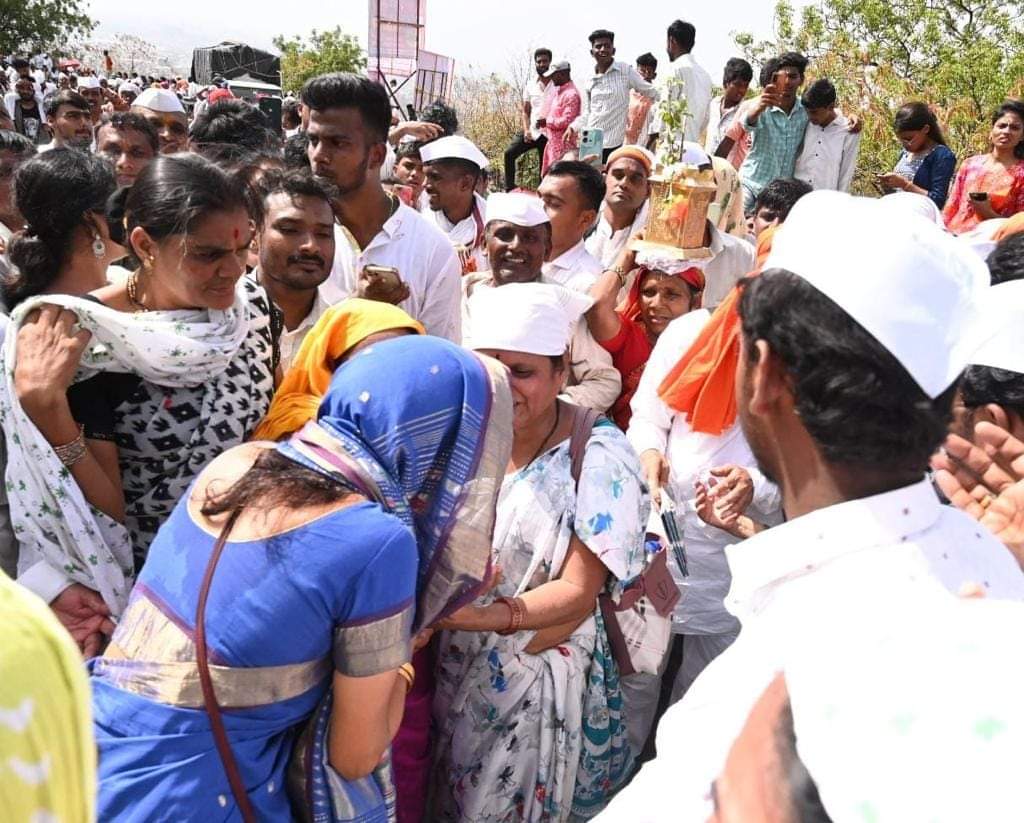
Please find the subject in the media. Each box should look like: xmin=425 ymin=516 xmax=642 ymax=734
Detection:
xmin=89 ymin=335 xmax=513 ymax=821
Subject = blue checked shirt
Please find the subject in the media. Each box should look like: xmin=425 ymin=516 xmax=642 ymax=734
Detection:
xmin=739 ymin=99 xmax=808 ymax=198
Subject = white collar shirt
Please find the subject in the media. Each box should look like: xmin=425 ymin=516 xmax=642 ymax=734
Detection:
xmin=541 ymin=238 xmax=604 ymax=293
xmin=585 ymin=199 xmax=650 ymax=269
xmin=652 ymin=53 xmax=713 ymax=144
xmin=703 ymin=94 xmax=742 ymax=156
xmin=523 ymin=76 xmax=555 ymax=140
xmin=322 ymin=201 xmax=462 ymax=342
xmin=699 ymin=224 xmax=757 ymax=310
xmin=596 ymin=479 xmax=1024 ymax=823
xmin=277 ymin=291 xmax=331 ymax=372
xmin=422 ymin=192 xmax=489 ymax=273
xmin=793 ymin=113 xmax=861 ymax=192
xmin=575 ymin=61 xmax=658 ymax=150
xmin=627 ymin=309 xmax=781 ymax=632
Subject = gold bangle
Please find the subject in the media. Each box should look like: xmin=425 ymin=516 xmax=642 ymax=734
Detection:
xmin=53 ymin=425 xmax=87 ymax=467
xmin=606 ymin=266 xmax=627 ymax=287
xmin=397 ymin=662 xmax=415 ymax=692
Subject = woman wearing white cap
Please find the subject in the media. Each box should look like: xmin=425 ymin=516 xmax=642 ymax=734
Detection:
xmin=432 ymin=282 xmax=649 ymax=821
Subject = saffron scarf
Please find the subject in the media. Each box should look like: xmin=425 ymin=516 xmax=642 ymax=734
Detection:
xmin=656 ymin=225 xmax=776 ymax=435
xmin=251 ymin=298 xmax=423 ymax=442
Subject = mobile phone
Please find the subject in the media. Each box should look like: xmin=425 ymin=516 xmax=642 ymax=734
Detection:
xmin=969 ymin=192 xmax=989 ymax=202
xmin=579 ymin=127 xmax=604 ymax=167
xmin=362 ymin=264 xmax=401 ymax=283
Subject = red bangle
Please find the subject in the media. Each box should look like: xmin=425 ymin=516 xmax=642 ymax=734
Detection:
xmin=495 ymin=596 xmax=526 ymax=635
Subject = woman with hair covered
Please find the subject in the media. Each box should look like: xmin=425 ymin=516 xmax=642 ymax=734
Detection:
xmin=3 ymin=153 xmax=275 ymax=654
xmin=432 ymin=282 xmax=649 ymax=822
xmin=89 ymin=336 xmax=513 ymax=822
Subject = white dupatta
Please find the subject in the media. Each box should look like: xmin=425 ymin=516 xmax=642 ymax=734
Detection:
xmin=1 ymin=282 xmax=251 ymax=615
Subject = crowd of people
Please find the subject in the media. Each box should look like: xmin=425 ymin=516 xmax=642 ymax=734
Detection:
xmin=3 ymin=15 xmax=1024 ymax=823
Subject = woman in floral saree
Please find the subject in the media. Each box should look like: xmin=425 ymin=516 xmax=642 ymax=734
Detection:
xmin=432 ymin=283 xmax=650 ymax=821
xmin=89 ymin=336 xmax=512 ymax=821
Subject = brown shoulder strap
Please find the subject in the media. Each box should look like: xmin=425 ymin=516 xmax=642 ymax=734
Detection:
xmin=569 ymin=405 xmax=601 ymax=489
xmin=194 ymin=510 xmax=257 ymax=823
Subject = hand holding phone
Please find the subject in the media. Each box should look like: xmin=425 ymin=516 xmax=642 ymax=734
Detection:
xmin=968 ymin=191 xmax=989 ymax=202
xmin=358 ymin=264 xmax=410 ymax=306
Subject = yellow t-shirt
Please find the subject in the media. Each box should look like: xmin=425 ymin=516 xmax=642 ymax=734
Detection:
xmin=0 ymin=572 xmax=95 ymax=822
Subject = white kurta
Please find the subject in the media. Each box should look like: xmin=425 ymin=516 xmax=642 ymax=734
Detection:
xmin=585 ymin=200 xmax=650 ymax=270
xmin=421 ymin=191 xmax=488 ymax=274
xmin=597 ymin=478 xmax=1024 ymax=822
xmin=542 ymin=239 xmax=605 ymax=293
xmin=322 ymin=202 xmax=462 ymax=342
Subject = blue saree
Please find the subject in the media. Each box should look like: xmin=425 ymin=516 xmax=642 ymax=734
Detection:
xmin=90 ymin=337 xmax=513 ymax=821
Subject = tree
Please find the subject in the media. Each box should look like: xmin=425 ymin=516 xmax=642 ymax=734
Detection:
xmin=453 ymin=51 xmax=538 ymax=190
xmin=273 ymin=27 xmax=366 ymax=94
xmin=0 ymin=0 xmax=95 ymax=55
xmin=733 ymin=0 xmax=1024 ymax=195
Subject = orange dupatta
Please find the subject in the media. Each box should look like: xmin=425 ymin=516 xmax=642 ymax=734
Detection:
xmin=251 ymin=299 xmax=423 ymax=442
xmin=656 ymin=226 xmax=776 ymax=435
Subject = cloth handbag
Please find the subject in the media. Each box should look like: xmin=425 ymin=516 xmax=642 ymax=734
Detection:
xmin=568 ymin=407 xmax=679 ymax=677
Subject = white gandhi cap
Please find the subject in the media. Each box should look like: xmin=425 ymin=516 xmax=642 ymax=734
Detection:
xmin=764 ymin=190 xmax=992 ymax=398
xmin=467 ymin=282 xmax=593 ymax=356
xmin=484 ymin=192 xmax=549 ymax=228
xmin=969 ymin=279 xmax=1024 ymax=374
xmin=132 ymin=87 xmax=185 ymax=115
xmin=419 ymin=135 xmax=490 ymax=169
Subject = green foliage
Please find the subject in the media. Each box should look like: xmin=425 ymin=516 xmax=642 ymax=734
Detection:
xmin=0 ymin=0 xmax=95 ymax=55
xmin=733 ymin=0 xmax=1024 ymax=194
xmin=655 ymin=77 xmax=691 ymax=167
xmin=273 ymin=27 xmax=367 ymax=94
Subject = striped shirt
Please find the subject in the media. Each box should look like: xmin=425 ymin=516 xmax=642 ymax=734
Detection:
xmin=574 ymin=61 xmax=657 ymax=149
xmin=739 ymin=99 xmax=808 ymax=198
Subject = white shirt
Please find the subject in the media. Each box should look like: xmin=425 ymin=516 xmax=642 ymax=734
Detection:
xmin=278 ymin=291 xmax=331 ymax=372
xmin=421 ymin=192 xmax=488 ymax=273
xmin=703 ymin=94 xmax=742 ymax=156
xmin=794 ymin=113 xmax=861 ymax=192
xmin=597 ymin=478 xmax=1024 ymax=822
xmin=541 ymin=239 xmax=604 ymax=293
xmin=699 ymin=224 xmax=757 ymax=310
xmin=574 ymin=61 xmax=657 ymax=150
xmin=322 ymin=202 xmax=462 ymax=342
xmin=523 ymin=76 xmax=555 ymax=140
xmin=585 ymin=200 xmax=650 ymax=269
xmin=652 ymin=53 xmax=713 ymax=145
xmin=627 ymin=310 xmax=781 ymax=634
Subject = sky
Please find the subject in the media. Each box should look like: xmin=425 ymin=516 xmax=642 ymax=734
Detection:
xmin=83 ymin=0 xmax=793 ymax=81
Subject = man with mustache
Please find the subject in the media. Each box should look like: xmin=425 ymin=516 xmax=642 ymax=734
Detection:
xmin=462 ymin=191 xmax=620 ymax=412
xmin=253 ymin=169 xmax=336 ymax=371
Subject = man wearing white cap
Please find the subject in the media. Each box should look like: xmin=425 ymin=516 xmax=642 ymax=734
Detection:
xmin=76 ymin=75 xmax=103 ymax=125
xmin=118 ymin=81 xmax=140 ymax=107
xmin=464 ymin=191 xmax=620 ymax=411
xmin=419 ymin=135 xmax=490 ymax=274
xmin=131 ymin=87 xmax=188 ymax=154
xmin=597 ymin=191 xmax=1024 ymax=822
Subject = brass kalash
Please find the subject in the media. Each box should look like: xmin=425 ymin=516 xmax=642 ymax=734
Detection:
xmin=631 ymin=162 xmax=717 ymax=261
xmin=631 ymin=78 xmax=718 ymax=261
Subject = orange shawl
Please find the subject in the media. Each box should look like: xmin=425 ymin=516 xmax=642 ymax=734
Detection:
xmin=656 ymin=225 xmax=776 ymax=435
xmin=251 ymin=298 xmax=423 ymax=442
